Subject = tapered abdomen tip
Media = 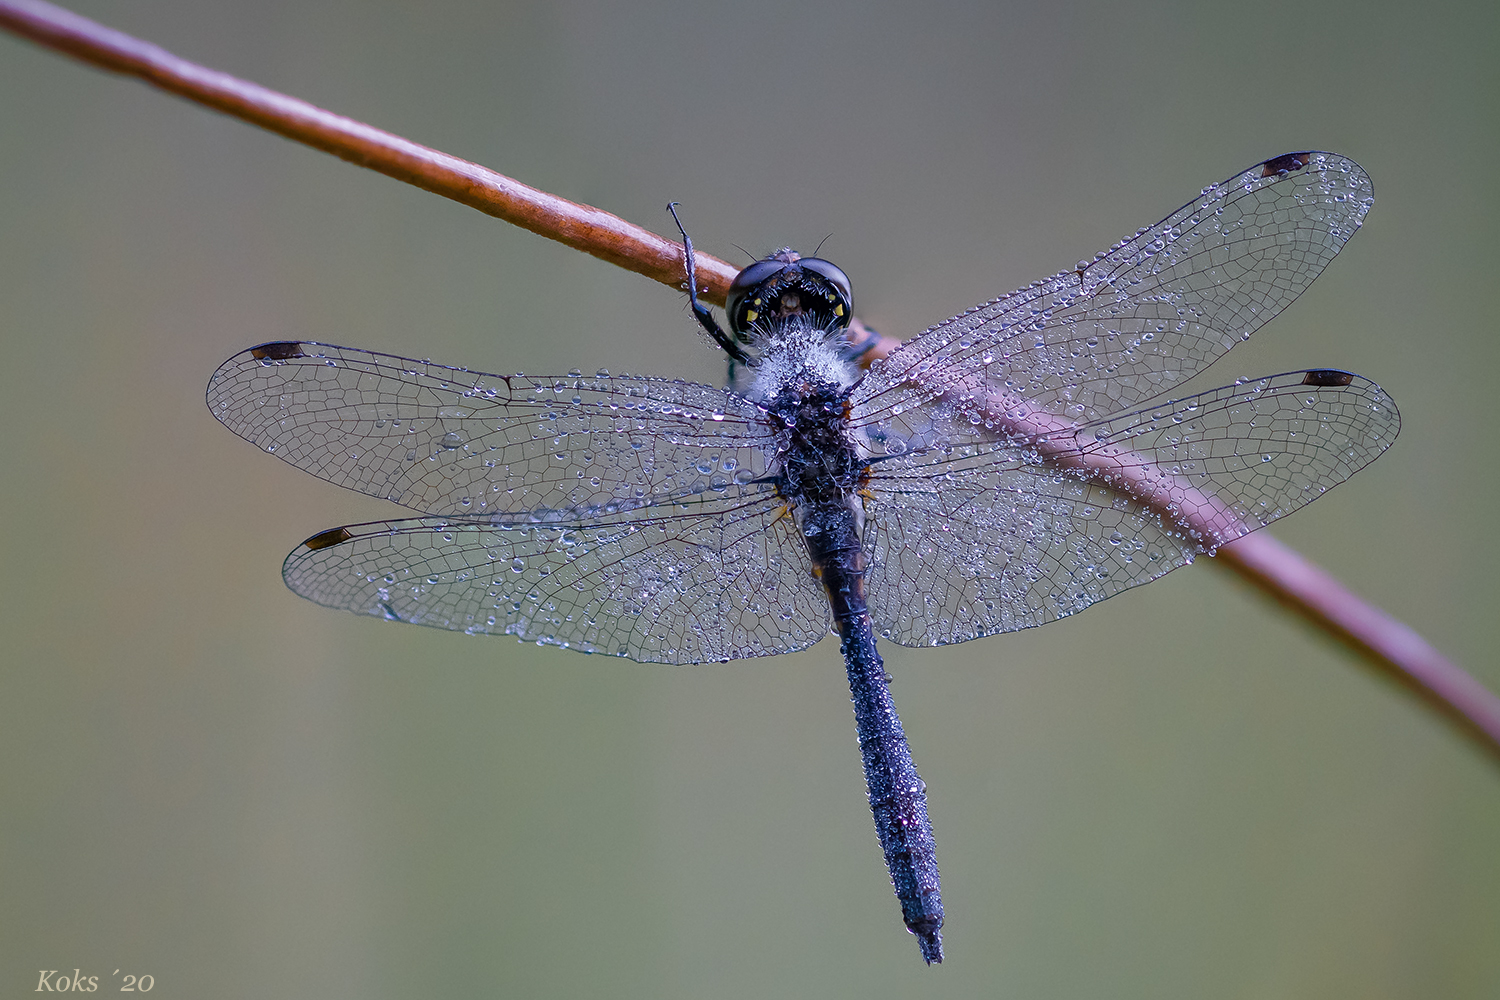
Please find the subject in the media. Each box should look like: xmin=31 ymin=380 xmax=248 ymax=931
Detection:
xmin=917 ymin=929 xmax=943 ymax=964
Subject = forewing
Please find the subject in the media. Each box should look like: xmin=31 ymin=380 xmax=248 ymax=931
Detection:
xmin=207 ymin=342 xmax=774 ymax=515
xmin=864 ymin=370 xmax=1398 ymax=646
xmin=852 ymin=152 xmax=1373 ymax=429
xmin=283 ymin=492 xmax=829 ymax=664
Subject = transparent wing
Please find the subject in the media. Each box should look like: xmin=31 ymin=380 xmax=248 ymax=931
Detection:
xmin=282 ymin=491 xmax=829 ymax=664
xmin=207 ymin=341 xmax=776 ymax=515
xmin=851 ymin=152 xmax=1373 ymax=429
xmin=863 ymin=370 xmax=1399 ymax=647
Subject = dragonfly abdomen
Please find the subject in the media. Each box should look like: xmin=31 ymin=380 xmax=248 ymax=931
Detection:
xmin=801 ymin=500 xmax=945 ymax=963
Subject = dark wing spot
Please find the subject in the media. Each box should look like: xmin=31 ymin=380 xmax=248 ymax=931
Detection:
xmin=251 ymin=341 xmax=307 ymax=361
xmin=302 ymin=526 xmax=355 ymax=550
xmin=1302 ymin=369 xmax=1355 ymax=387
xmin=1261 ymin=152 xmax=1312 ymax=177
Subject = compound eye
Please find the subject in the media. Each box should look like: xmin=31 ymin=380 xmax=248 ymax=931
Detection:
xmin=726 ymin=258 xmax=793 ymax=337
xmin=797 ymin=257 xmax=853 ymax=330
xmin=728 ymin=258 xmax=789 ymax=296
xmin=797 ymin=258 xmax=852 ymax=305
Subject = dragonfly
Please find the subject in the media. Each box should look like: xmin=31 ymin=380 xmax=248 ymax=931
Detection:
xmin=207 ymin=151 xmax=1399 ymax=963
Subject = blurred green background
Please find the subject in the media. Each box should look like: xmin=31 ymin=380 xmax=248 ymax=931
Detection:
xmin=2 ymin=0 xmax=1497 ymax=996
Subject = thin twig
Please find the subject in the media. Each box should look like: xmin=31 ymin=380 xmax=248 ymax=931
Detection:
xmin=5 ymin=0 xmax=1495 ymax=762
xmin=0 ymin=0 xmax=733 ymax=295
xmin=1217 ymin=533 xmax=1500 ymax=754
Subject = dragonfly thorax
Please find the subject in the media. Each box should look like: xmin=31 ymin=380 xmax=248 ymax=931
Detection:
xmin=744 ymin=318 xmax=864 ymax=404
xmin=767 ymin=380 xmax=865 ymax=502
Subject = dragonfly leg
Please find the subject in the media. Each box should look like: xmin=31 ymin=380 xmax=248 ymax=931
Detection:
xmin=666 ymin=203 xmax=754 ymax=365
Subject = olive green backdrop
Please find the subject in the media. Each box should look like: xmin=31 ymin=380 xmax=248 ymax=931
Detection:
xmin=2 ymin=0 xmax=1496 ymax=996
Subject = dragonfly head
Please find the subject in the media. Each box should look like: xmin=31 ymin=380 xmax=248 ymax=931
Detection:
xmin=725 ymin=249 xmax=853 ymax=347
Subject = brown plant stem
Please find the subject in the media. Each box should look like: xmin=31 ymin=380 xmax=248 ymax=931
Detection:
xmin=0 ymin=0 xmax=737 ymax=296
xmin=1216 ymin=533 xmax=1500 ymax=756
xmin=4 ymin=0 xmax=1495 ymax=762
